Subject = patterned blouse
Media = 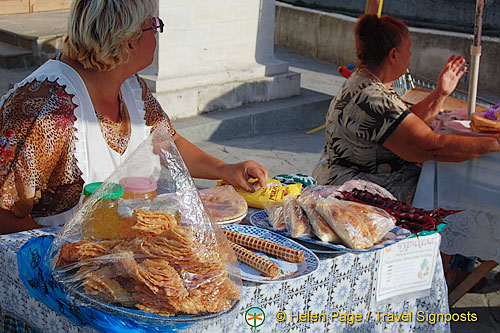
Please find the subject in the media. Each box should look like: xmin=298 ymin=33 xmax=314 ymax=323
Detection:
xmin=317 ymin=71 xmax=420 ymax=202
xmin=0 ymin=74 xmax=176 ymax=218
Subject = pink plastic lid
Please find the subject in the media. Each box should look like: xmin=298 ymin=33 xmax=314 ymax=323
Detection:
xmin=119 ymin=177 xmax=157 ymax=193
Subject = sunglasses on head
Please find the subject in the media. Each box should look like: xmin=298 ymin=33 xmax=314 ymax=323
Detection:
xmin=142 ymin=17 xmax=164 ymax=33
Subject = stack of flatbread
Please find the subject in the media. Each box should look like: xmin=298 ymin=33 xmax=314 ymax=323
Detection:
xmin=199 ymin=185 xmax=248 ymax=223
xmin=470 ymin=114 xmax=500 ymax=134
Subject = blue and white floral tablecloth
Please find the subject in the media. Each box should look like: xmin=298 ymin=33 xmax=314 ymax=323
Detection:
xmin=0 ymin=227 xmax=450 ymax=332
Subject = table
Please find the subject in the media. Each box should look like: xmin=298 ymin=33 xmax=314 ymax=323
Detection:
xmin=401 ymin=88 xmax=488 ymax=112
xmin=413 ymin=152 xmax=500 ymax=262
xmin=1 ymin=228 xmax=450 ymax=332
xmin=413 ymin=152 xmax=500 ymax=304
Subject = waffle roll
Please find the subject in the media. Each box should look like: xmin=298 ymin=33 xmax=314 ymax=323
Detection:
xmin=229 ymin=241 xmax=280 ymax=278
xmin=222 ymin=229 xmax=305 ymax=263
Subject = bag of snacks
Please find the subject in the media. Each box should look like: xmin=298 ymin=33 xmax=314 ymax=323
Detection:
xmin=297 ymin=193 xmax=341 ymax=243
xmin=315 ymin=198 xmax=396 ymax=250
xmin=262 ymin=201 xmax=286 ymax=231
xmin=283 ymin=194 xmax=312 ymax=238
xmin=218 ymin=178 xmax=302 ymax=209
xmin=41 ymin=125 xmax=241 ymax=331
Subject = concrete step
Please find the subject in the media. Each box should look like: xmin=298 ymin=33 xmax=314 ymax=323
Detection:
xmin=0 ymin=11 xmax=67 ymax=68
xmin=0 ymin=41 xmax=34 ymax=68
xmin=173 ymin=88 xmax=330 ymax=143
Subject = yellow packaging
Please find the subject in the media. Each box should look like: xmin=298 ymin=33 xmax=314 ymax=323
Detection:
xmin=217 ymin=178 xmax=302 ymax=209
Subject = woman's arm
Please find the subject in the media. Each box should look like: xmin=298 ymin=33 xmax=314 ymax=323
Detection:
xmin=174 ymin=135 xmax=268 ymax=192
xmin=409 ymin=89 xmax=448 ymax=124
xmin=383 ymin=113 xmax=500 ymax=162
xmin=0 ymin=209 xmax=40 ymax=235
xmin=410 ymin=55 xmax=467 ymax=124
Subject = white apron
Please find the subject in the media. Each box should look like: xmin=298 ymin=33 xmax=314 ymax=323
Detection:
xmin=11 ymin=60 xmax=152 ymax=226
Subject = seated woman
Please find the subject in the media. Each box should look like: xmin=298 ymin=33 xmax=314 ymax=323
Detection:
xmin=0 ymin=0 xmax=267 ymax=234
xmin=315 ymin=14 xmax=500 ymax=203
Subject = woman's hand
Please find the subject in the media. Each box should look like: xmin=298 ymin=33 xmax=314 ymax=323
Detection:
xmin=436 ymin=55 xmax=467 ymax=97
xmin=0 ymin=208 xmax=41 ymax=235
xmin=174 ymin=135 xmax=269 ymax=191
xmin=219 ymin=161 xmax=269 ymax=193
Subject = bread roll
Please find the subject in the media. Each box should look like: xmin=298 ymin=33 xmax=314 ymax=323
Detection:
xmin=284 ymin=194 xmax=311 ymax=238
xmin=297 ymin=194 xmax=341 ymax=243
xmin=470 ymin=114 xmax=500 ymax=133
xmin=316 ymin=199 xmax=373 ymax=249
xmin=316 ymin=199 xmax=395 ymax=249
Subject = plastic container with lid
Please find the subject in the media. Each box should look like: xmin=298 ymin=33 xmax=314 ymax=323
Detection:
xmin=82 ymin=182 xmax=124 ymax=239
xmin=119 ymin=177 xmax=157 ymax=200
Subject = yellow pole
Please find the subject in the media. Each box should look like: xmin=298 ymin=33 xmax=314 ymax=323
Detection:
xmin=365 ymin=0 xmax=384 ymax=17
xmin=306 ymin=124 xmax=326 ymax=135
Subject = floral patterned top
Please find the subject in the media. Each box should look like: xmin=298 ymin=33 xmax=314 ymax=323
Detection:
xmin=0 ymin=74 xmax=176 ymax=218
xmin=316 ymin=71 xmax=420 ymax=202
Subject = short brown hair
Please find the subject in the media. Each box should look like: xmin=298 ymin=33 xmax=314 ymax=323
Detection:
xmin=354 ymin=14 xmax=409 ymax=71
xmin=63 ymin=0 xmax=158 ymax=72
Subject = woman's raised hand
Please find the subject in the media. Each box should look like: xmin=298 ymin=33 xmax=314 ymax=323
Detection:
xmin=436 ymin=55 xmax=467 ymax=97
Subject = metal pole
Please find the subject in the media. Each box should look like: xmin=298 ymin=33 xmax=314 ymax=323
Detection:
xmin=467 ymin=0 xmax=485 ymax=119
xmin=365 ymin=0 xmax=383 ymax=17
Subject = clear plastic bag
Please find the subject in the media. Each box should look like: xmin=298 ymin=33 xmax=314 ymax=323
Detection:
xmin=199 ymin=185 xmax=248 ymax=223
xmin=262 ymin=201 xmax=286 ymax=231
xmin=315 ymin=198 xmax=396 ymax=250
xmin=283 ymin=194 xmax=312 ymax=238
xmin=301 ymin=184 xmax=340 ymax=198
xmin=336 ymin=179 xmax=397 ymax=200
xmin=297 ymin=193 xmax=341 ymax=243
xmin=48 ymin=125 xmax=241 ymax=328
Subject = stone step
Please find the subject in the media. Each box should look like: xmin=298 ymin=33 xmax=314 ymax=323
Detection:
xmin=0 ymin=41 xmax=33 ymax=68
xmin=173 ymin=88 xmax=330 ymax=143
xmin=0 ymin=11 xmax=67 ymax=68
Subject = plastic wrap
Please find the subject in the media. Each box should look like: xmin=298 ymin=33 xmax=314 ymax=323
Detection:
xmin=315 ymin=198 xmax=396 ymax=250
xmin=199 ymin=185 xmax=248 ymax=223
xmin=302 ymin=180 xmax=397 ymax=201
xmin=336 ymin=180 xmax=397 ymax=200
xmin=47 ymin=125 xmax=241 ymax=330
xmin=262 ymin=201 xmax=286 ymax=231
xmin=297 ymin=193 xmax=341 ymax=244
xmin=301 ymin=184 xmax=340 ymax=198
xmin=283 ymin=194 xmax=312 ymax=238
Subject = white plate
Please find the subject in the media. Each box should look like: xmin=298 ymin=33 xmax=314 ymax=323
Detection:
xmin=249 ymin=210 xmax=411 ymax=254
xmin=220 ymin=224 xmax=319 ymax=283
xmin=214 ymin=211 xmax=247 ymax=225
xmin=444 ymin=120 xmax=497 ymax=137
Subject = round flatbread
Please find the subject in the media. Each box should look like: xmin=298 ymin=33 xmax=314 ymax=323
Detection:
xmin=200 ymin=185 xmax=248 ymax=222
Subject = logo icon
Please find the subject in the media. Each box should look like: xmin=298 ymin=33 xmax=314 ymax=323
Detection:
xmin=245 ymin=307 xmax=265 ymax=327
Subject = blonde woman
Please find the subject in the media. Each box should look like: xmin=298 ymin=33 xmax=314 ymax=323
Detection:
xmin=0 ymin=0 xmax=267 ymax=233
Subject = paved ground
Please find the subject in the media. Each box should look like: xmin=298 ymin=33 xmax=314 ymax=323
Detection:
xmin=1 ymin=46 xmax=499 ymax=332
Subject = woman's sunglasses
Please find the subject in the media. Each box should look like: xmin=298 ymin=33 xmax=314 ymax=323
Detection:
xmin=142 ymin=17 xmax=164 ymax=33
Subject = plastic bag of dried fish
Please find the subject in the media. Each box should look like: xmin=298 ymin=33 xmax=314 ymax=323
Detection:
xmin=47 ymin=125 xmax=241 ymax=329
